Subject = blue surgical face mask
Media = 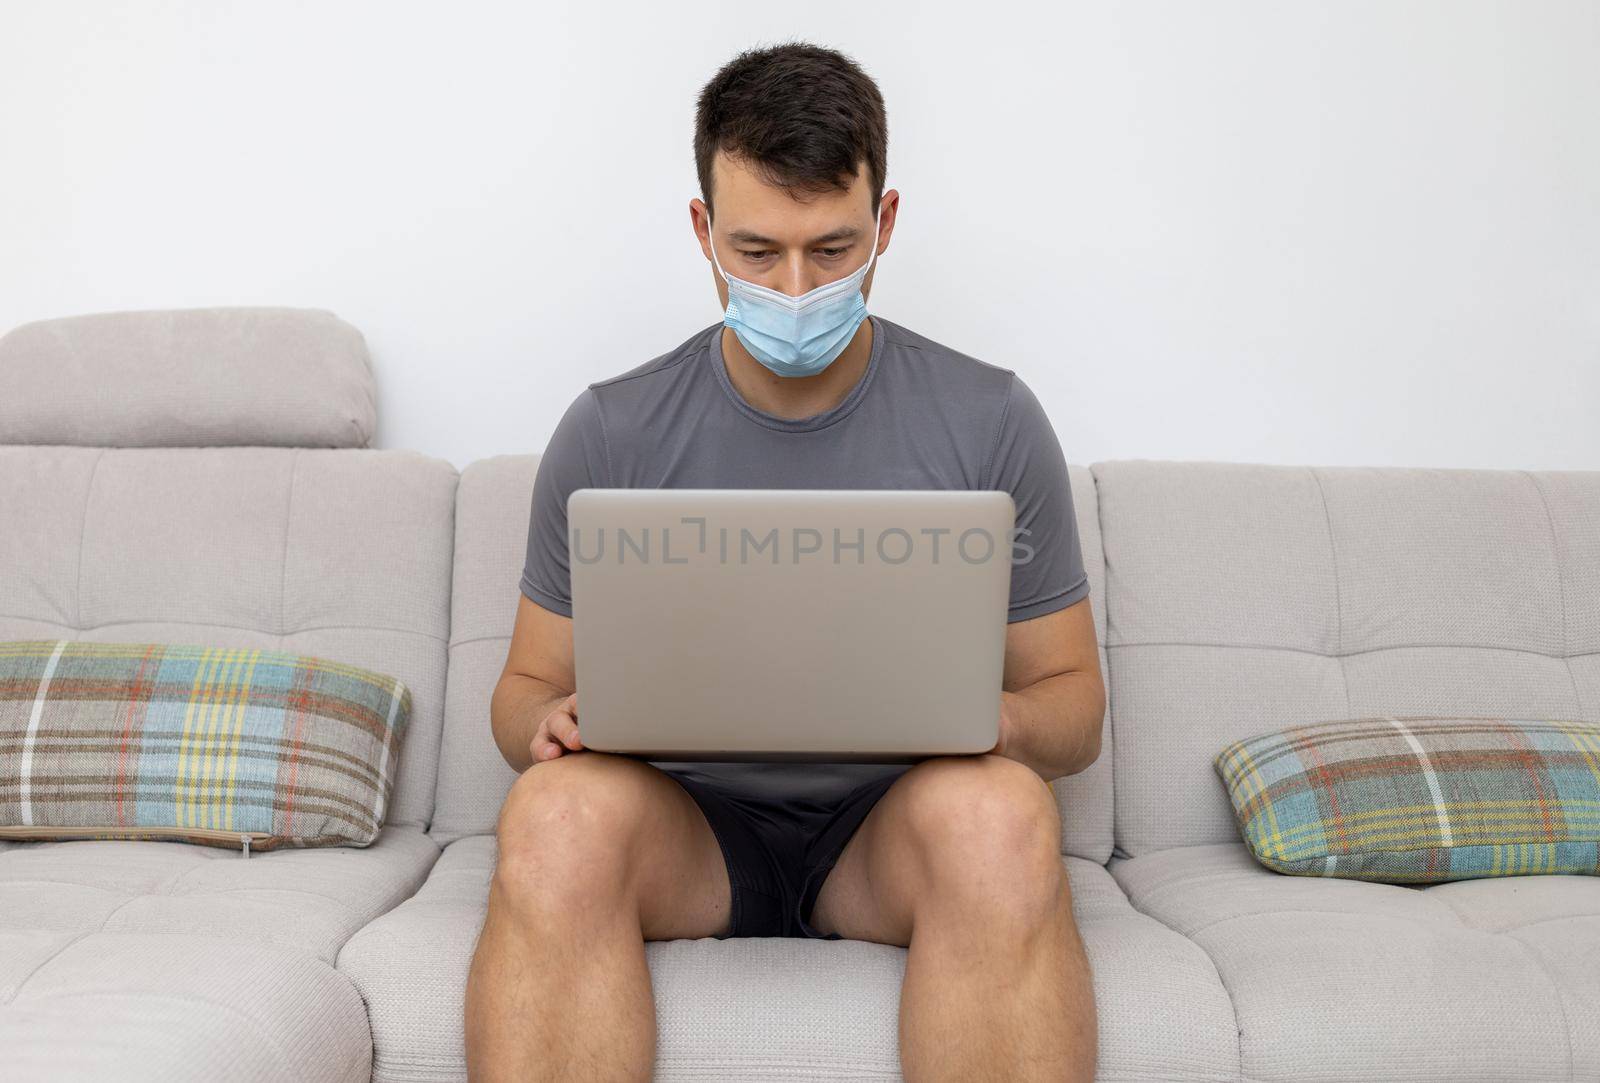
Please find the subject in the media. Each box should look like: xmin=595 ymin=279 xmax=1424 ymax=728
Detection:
xmin=708 ymin=199 xmax=883 ymax=378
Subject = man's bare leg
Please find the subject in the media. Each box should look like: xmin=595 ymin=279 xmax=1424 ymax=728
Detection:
xmin=807 ymin=754 xmax=1097 ymax=1082
xmin=464 ymin=752 xmax=732 ymax=1083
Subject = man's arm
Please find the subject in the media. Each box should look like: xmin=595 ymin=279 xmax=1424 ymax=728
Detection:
xmin=498 ymin=386 xmax=609 ymax=771
xmin=993 ymin=594 xmax=1106 ymax=784
xmin=491 ymin=593 xmax=583 ymax=773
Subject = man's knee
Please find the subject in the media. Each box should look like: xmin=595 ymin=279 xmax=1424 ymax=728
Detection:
xmin=492 ymin=752 xmax=651 ymax=910
xmin=898 ymin=754 xmax=1067 ymax=923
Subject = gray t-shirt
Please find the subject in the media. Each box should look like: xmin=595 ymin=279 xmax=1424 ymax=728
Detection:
xmin=520 ymin=314 xmax=1089 ymax=807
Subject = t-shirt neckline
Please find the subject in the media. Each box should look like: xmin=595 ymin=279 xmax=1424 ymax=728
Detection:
xmin=707 ymin=314 xmax=885 ymax=433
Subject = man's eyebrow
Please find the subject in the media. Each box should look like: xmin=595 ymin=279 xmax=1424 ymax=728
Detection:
xmin=727 ymin=225 xmax=863 ymax=246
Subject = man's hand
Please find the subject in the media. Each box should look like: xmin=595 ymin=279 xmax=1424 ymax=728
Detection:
xmin=991 ymin=692 xmax=1017 ymax=759
xmin=530 ymin=692 xmax=584 ymax=763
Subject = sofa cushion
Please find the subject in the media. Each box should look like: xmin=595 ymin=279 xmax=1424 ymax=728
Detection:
xmin=0 ymin=307 xmax=376 ymax=449
xmin=0 ymin=931 xmax=372 ymax=1083
xmin=429 ymin=455 xmax=1116 ymax=863
xmin=1 ymin=639 xmax=412 ymax=851
xmin=1111 ymin=841 xmax=1600 ymax=1080
xmin=0 ymin=444 xmax=456 ymax=831
xmin=0 ymin=825 xmax=437 ymax=963
xmin=337 ymin=835 xmax=1236 ymax=1081
xmin=1216 ymin=714 xmax=1600 ymax=881
xmin=1094 ymin=461 xmax=1600 ymax=859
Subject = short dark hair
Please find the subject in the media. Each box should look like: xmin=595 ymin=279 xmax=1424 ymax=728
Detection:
xmin=695 ymin=41 xmax=888 ymax=220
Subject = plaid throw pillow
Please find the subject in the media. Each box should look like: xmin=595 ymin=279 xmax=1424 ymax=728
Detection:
xmin=0 ymin=640 xmax=411 ymax=853
xmin=1215 ymin=716 xmax=1600 ymax=882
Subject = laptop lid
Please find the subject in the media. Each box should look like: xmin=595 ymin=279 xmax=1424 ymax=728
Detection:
xmin=569 ymin=488 xmax=1013 ymax=762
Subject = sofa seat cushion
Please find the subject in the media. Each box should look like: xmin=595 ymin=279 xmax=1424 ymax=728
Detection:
xmin=0 ymin=931 xmax=371 ymax=1083
xmin=337 ymin=835 xmax=1238 ymax=1082
xmin=0 ymin=824 xmax=437 ymax=964
xmin=1111 ymin=841 xmax=1600 ymax=1081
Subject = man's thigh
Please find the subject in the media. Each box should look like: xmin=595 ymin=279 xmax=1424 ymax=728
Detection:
xmin=805 ymin=754 xmax=1058 ymax=946
xmin=803 ymin=762 xmax=929 ymax=946
xmin=499 ymin=751 xmax=733 ymax=942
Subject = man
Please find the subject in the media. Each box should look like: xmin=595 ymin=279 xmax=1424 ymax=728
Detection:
xmin=465 ymin=42 xmax=1104 ymax=1083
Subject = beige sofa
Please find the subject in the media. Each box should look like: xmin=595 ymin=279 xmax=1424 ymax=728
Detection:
xmin=2 ymin=307 xmax=1595 ymax=1081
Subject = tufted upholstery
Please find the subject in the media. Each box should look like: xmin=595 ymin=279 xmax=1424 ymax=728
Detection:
xmin=0 ymin=308 xmax=452 ymax=1082
xmin=1099 ymin=460 xmax=1600 ymax=1080
xmin=0 ymin=932 xmax=373 ymax=1082
xmin=0 ymin=444 xmax=458 ymax=831
xmin=1094 ymin=461 xmax=1600 ymax=858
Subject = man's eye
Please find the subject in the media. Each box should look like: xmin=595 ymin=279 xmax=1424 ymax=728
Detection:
xmin=818 ymin=247 xmax=847 ymax=258
xmin=741 ymin=251 xmax=773 ymax=261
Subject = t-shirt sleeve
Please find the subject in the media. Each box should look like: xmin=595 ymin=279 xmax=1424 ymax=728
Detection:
xmin=520 ymin=387 xmax=610 ymax=617
xmin=987 ymin=373 xmax=1090 ymax=622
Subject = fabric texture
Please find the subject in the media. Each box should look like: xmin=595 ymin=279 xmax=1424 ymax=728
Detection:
xmin=1216 ymin=714 xmax=1600 ymax=882
xmin=1111 ymin=841 xmax=1598 ymax=1080
xmin=0 ymin=931 xmax=373 ymax=1083
xmin=0 ymin=306 xmax=377 ymax=449
xmin=0 ymin=825 xmax=438 ymax=963
xmin=1094 ymin=460 xmax=1600 ymax=859
xmin=0 ymin=639 xmax=411 ymax=850
xmin=0 ymin=444 xmax=457 ymax=832
xmin=0 ymin=305 xmax=451 ymax=1083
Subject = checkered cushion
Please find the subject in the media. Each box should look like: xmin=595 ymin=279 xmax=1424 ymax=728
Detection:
xmin=1215 ymin=715 xmax=1600 ymax=882
xmin=0 ymin=639 xmax=410 ymax=852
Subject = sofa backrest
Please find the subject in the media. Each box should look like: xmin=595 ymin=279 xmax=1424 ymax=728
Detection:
xmin=0 ymin=308 xmax=457 ymax=832
xmin=428 ymin=455 xmax=1116 ymax=864
xmin=1093 ymin=459 xmax=1600 ymax=859
xmin=428 ymin=455 xmax=537 ymax=845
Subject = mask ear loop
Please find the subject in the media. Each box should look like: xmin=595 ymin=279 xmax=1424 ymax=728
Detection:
xmin=860 ymin=197 xmax=884 ymax=281
xmin=707 ymin=209 xmax=730 ymax=285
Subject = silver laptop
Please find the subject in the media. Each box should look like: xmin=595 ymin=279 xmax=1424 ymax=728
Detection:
xmin=569 ymin=488 xmax=1014 ymax=763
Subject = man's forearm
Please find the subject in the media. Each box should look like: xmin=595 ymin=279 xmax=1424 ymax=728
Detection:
xmin=491 ymin=672 xmax=572 ymax=773
xmin=996 ymin=671 xmax=1105 ymax=784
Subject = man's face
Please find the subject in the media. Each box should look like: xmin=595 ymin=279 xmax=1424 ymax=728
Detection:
xmin=698 ymin=152 xmax=887 ymax=309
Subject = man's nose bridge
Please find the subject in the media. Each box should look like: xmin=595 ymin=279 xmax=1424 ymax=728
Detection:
xmin=777 ymin=251 xmax=814 ymax=297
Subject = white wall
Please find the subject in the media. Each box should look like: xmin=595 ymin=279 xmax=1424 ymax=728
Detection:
xmin=2 ymin=1 xmax=1596 ymax=471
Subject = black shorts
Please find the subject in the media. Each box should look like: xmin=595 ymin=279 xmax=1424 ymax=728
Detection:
xmin=665 ymin=768 xmax=904 ymax=939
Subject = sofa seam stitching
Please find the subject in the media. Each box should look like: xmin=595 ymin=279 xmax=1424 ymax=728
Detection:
xmin=1308 ymin=466 xmax=1351 ymax=716
xmin=73 ymin=448 xmax=107 ymax=630
xmin=418 ymin=472 xmax=459 ymax=836
xmin=279 ymin=448 xmax=300 ymax=641
xmin=0 ymin=616 xmax=447 ymax=643
xmin=1172 ymin=904 xmax=1459 ymax=939
xmin=1091 ymin=464 xmax=1130 ymax=863
xmin=1502 ymin=927 xmax=1577 ymax=1080
xmin=1117 ymin=894 xmax=1246 ymax=1080
xmin=1524 ymin=469 xmax=1582 ymax=715
xmin=0 ymin=928 xmax=98 ymax=1007
xmin=1102 ymin=640 xmax=1596 ymax=661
